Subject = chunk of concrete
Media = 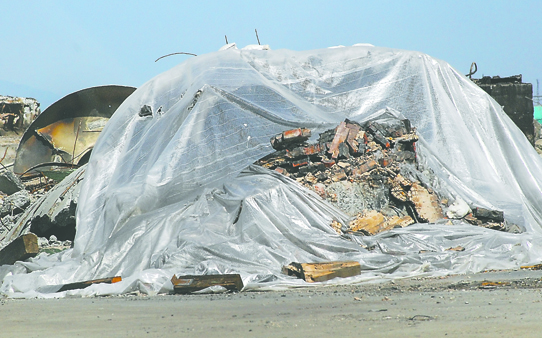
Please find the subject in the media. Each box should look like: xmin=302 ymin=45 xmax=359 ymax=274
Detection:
xmin=446 ymin=198 xmax=471 ymax=219
xmin=0 ymin=169 xmax=24 ymax=195
xmin=0 ymin=190 xmax=30 ymax=217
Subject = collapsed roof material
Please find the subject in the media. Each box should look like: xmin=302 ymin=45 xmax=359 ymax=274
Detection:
xmin=2 ymin=45 xmax=542 ymax=297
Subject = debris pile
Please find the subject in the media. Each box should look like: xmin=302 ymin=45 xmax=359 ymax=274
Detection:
xmin=256 ymin=118 xmax=510 ymax=235
xmin=0 ymin=166 xmax=83 ymax=246
xmin=0 ymin=96 xmax=40 ymax=132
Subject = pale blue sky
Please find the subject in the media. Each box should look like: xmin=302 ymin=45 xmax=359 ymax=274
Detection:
xmin=2 ymin=0 xmax=540 ymax=109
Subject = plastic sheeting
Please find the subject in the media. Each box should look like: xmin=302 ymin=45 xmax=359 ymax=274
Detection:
xmin=3 ymin=45 xmax=542 ymax=297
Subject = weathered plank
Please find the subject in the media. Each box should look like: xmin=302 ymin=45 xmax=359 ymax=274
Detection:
xmin=58 ymin=276 xmax=122 ymax=292
xmin=282 ymin=261 xmax=361 ymax=283
xmin=0 ymin=233 xmax=39 ymax=266
xmin=171 ymin=274 xmax=243 ymax=294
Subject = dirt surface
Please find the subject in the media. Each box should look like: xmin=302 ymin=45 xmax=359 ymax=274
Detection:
xmin=2 ymin=270 xmax=542 ymax=337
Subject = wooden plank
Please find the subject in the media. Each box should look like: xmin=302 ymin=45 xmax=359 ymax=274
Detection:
xmin=520 ymin=264 xmax=542 ymax=270
xmin=0 ymin=233 xmax=39 ymax=266
xmin=57 ymin=276 xmax=122 ymax=292
xmin=282 ymin=261 xmax=361 ymax=283
xmin=171 ymin=274 xmax=243 ymax=294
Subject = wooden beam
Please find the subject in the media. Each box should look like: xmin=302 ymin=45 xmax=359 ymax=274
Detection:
xmin=0 ymin=233 xmax=39 ymax=266
xmin=282 ymin=261 xmax=361 ymax=283
xmin=171 ymin=274 xmax=243 ymax=294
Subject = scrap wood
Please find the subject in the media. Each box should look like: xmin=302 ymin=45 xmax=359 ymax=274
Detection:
xmin=171 ymin=274 xmax=243 ymax=294
xmin=58 ymin=276 xmax=122 ymax=292
xmin=0 ymin=233 xmax=39 ymax=266
xmin=446 ymin=246 xmax=465 ymax=252
xmin=479 ymin=281 xmax=510 ymax=289
xmin=348 ymin=212 xmax=413 ymax=236
xmin=282 ymin=261 xmax=361 ymax=283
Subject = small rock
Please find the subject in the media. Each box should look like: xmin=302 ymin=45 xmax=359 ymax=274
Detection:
xmin=313 ymin=183 xmax=327 ymax=198
xmin=38 ymin=237 xmax=49 ymax=247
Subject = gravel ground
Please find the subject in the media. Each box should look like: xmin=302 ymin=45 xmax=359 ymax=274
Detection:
xmin=2 ymin=270 xmax=542 ymax=337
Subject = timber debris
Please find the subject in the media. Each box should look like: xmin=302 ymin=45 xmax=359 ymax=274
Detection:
xmin=282 ymin=261 xmax=362 ymax=282
xmin=171 ymin=274 xmax=244 ymax=294
xmin=0 ymin=233 xmax=38 ymax=266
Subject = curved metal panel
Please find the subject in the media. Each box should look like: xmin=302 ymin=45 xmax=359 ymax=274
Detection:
xmin=14 ymin=85 xmax=136 ymax=175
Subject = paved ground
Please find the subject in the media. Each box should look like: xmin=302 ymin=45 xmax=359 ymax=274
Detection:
xmin=2 ymin=270 xmax=542 ymax=337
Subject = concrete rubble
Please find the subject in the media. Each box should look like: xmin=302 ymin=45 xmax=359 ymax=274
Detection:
xmin=256 ymin=117 xmax=514 ymax=236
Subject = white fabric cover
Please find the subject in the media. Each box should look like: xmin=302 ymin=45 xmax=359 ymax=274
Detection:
xmin=2 ymin=45 xmax=542 ymax=297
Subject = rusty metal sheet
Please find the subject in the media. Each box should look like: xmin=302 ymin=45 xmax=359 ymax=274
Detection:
xmin=13 ymin=85 xmax=136 ymax=176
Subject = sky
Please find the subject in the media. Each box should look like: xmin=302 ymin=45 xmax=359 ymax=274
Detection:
xmin=1 ymin=0 xmax=541 ymax=109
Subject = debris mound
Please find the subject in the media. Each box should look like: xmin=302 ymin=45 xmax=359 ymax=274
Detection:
xmin=256 ymin=117 xmax=510 ymax=235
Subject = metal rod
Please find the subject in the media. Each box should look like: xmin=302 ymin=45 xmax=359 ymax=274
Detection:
xmin=72 ymin=120 xmax=82 ymax=164
xmin=155 ymin=52 xmax=197 ymax=62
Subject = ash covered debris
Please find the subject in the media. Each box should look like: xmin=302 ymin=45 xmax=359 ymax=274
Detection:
xmin=256 ymin=117 xmax=512 ymax=235
xmin=0 ymin=96 xmax=40 ymax=132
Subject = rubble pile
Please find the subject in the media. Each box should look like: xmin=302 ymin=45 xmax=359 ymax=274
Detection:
xmin=0 ymin=168 xmax=80 ymax=251
xmin=256 ymin=118 xmax=509 ymax=235
xmin=0 ymin=95 xmax=40 ymax=132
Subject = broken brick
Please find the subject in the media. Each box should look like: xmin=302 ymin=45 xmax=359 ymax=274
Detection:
xmin=270 ymin=128 xmax=311 ymax=150
xmin=379 ymin=157 xmax=392 ymax=167
xmin=274 ymin=167 xmax=288 ymax=175
xmin=373 ymin=134 xmax=390 ymax=148
xmin=331 ymin=169 xmax=347 ymax=182
xmin=291 ymin=157 xmax=310 ymax=168
xmin=286 ymin=144 xmax=321 ymax=158
xmin=313 ymin=183 xmax=327 ymax=198
xmin=322 ymin=159 xmax=335 ymax=168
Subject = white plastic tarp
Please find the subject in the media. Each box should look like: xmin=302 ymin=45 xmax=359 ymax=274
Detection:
xmin=2 ymin=45 xmax=542 ymax=297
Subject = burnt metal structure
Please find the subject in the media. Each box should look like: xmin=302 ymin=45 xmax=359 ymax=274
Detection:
xmin=13 ymin=85 xmax=136 ymax=176
xmin=473 ymin=75 xmax=534 ymax=145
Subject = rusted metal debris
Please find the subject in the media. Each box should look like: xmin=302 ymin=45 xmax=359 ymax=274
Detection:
xmin=57 ymin=276 xmax=122 ymax=292
xmin=282 ymin=261 xmax=362 ymax=282
xmin=256 ymin=118 xmax=510 ymax=235
xmin=35 ymin=275 xmax=122 ymax=293
xmin=13 ymin=85 xmax=136 ymax=177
